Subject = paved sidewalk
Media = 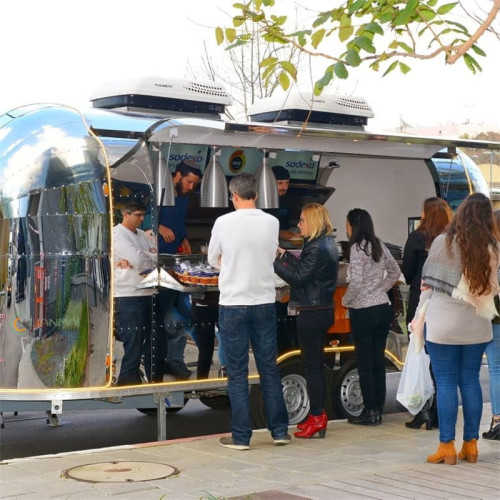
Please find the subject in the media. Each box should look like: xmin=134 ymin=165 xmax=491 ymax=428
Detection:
xmin=1 ymin=406 xmax=499 ymax=499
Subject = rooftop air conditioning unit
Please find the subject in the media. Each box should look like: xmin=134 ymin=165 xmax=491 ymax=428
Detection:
xmin=249 ymin=91 xmax=374 ymax=128
xmin=90 ymin=76 xmax=233 ymax=118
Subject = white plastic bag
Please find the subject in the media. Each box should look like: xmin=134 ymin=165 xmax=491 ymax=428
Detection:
xmin=396 ymin=335 xmax=435 ymax=415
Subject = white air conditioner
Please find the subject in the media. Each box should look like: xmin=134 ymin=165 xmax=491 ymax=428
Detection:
xmin=249 ymin=90 xmax=374 ymax=127
xmin=90 ymin=76 xmax=232 ymax=117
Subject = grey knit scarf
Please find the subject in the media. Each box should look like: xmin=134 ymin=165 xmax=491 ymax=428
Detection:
xmin=421 ymin=234 xmax=462 ymax=296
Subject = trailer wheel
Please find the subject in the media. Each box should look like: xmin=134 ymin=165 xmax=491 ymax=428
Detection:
xmin=200 ymin=396 xmax=230 ymax=410
xmin=327 ymin=357 xmax=363 ymax=419
xmin=137 ymin=396 xmax=189 ymax=416
xmin=137 ymin=406 xmax=183 ymax=416
xmin=250 ymin=357 xmax=310 ymax=429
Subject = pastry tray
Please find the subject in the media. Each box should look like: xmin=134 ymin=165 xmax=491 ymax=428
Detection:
xmin=137 ymin=267 xmax=219 ymax=293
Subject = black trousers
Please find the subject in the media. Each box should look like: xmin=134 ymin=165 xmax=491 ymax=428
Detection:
xmin=349 ymin=303 xmax=393 ymax=411
xmin=191 ymin=294 xmax=219 ymax=379
xmin=296 ymin=308 xmax=334 ymax=416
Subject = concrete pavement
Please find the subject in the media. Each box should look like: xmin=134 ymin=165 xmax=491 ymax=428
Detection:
xmin=1 ymin=406 xmax=499 ymax=499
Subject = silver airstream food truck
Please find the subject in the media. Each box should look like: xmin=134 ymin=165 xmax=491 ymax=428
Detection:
xmin=1 ymin=77 xmax=499 ymax=438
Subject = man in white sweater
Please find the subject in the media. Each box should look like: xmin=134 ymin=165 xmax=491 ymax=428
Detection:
xmin=113 ymin=203 xmax=157 ymax=385
xmin=208 ymin=174 xmax=290 ymax=450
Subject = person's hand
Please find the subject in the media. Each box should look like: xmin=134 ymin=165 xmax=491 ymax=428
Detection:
xmin=181 ymin=238 xmax=192 ymax=254
xmin=159 ymin=224 xmax=175 ymax=243
xmin=145 ymin=229 xmax=156 ymax=242
xmin=115 ymin=259 xmax=131 ymax=269
xmin=276 ymin=247 xmax=286 ymax=258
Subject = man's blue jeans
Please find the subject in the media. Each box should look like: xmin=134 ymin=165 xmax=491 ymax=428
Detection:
xmin=485 ymin=324 xmax=500 ymax=416
xmin=114 ymin=296 xmax=153 ymax=386
xmin=218 ymin=303 xmax=289 ymax=445
xmin=426 ymin=340 xmax=488 ymax=442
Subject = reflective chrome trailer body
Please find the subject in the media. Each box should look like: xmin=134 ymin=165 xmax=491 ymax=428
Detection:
xmin=0 ymin=104 xmax=114 ymax=390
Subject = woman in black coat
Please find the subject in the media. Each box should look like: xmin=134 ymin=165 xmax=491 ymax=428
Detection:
xmin=402 ymin=197 xmax=452 ymax=429
xmin=274 ymin=203 xmax=339 ymax=439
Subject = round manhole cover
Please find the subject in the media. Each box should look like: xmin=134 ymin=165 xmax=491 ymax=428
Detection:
xmin=63 ymin=461 xmax=179 ymax=483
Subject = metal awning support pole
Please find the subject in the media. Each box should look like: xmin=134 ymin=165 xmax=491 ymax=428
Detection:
xmin=156 ymin=392 xmax=168 ymax=441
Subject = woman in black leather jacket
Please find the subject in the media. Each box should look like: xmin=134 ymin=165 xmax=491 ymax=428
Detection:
xmin=274 ymin=203 xmax=339 ymax=439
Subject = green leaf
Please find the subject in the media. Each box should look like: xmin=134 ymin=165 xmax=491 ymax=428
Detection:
xmin=314 ymin=65 xmax=334 ymax=95
xmin=279 ymin=60 xmax=297 ymax=80
xmin=271 ymin=15 xmax=287 ymax=26
xmin=463 ymin=53 xmax=482 ymax=74
xmin=226 ymin=39 xmax=247 ymax=50
xmin=437 ymin=2 xmax=458 ymax=15
xmin=398 ymin=41 xmax=413 ymax=53
xmin=354 ymin=35 xmax=376 ymax=54
xmin=215 ymin=27 xmax=224 ymax=45
xmin=388 ymin=40 xmax=398 ymax=49
xmin=260 ymin=56 xmax=278 ymax=67
xmin=382 ymin=60 xmax=398 ymax=77
xmin=426 ymin=0 xmax=438 ymax=6
xmin=446 ymin=20 xmax=468 ymax=34
xmin=345 ymin=48 xmax=361 ymax=67
xmin=339 ymin=14 xmax=354 ymax=42
xmin=399 ymin=62 xmax=411 ymax=74
xmin=363 ymin=22 xmax=384 ymax=36
xmin=393 ymin=0 xmax=419 ymax=26
xmin=312 ymin=29 xmax=326 ymax=49
xmin=261 ymin=64 xmax=275 ymax=81
xmin=313 ymin=13 xmax=330 ymax=28
xmin=279 ymin=72 xmax=291 ymax=90
xmin=225 ymin=28 xmax=237 ymax=43
xmin=348 ymin=0 xmax=367 ymax=14
xmin=370 ymin=60 xmax=380 ymax=71
xmin=297 ymin=31 xmax=307 ymax=46
xmin=333 ymin=61 xmax=349 ymax=79
xmin=471 ymin=44 xmax=486 ymax=57
xmin=339 ymin=24 xmax=354 ymax=42
xmin=418 ymin=8 xmax=436 ymax=22
xmin=233 ymin=16 xmax=246 ymax=28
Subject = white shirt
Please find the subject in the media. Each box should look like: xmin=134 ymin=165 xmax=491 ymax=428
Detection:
xmin=208 ymin=208 xmax=278 ymax=306
xmin=113 ymin=224 xmax=157 ymax=297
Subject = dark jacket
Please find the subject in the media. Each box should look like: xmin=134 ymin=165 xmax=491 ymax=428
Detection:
xmin=401 ymin=230 xmax=428 ymax=293
xmin=274 ymin=232 xmax=339 ymax=309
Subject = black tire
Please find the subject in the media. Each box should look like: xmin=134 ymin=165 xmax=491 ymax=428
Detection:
xmin=137 ymin=396 xmax=189 ymax=415
xmin=250 ymin=357 xmax=310 ymax=429
xmin=326 ymin=356 xmax=363 ymax=419
xmin=200 ymin=395 xmax=231 ymax=410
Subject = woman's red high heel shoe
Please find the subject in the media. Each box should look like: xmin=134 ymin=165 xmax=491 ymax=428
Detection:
xmin=294 ymin=413 xmax=327 ymax=439
xmin=297 ymin=410 xmax=327 ymax=430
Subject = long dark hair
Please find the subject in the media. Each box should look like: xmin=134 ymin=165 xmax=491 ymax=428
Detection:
xmin=418 ymin=197 xmax=453 ymax=249
xmin=347 ymin=208 xmax=382 ymax=262
xmin=446 ymin=193 xmax=500 ymax=295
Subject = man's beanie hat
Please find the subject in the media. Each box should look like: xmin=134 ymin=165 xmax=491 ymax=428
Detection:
xmin=272 ymin=165 xmax=290 ymax=180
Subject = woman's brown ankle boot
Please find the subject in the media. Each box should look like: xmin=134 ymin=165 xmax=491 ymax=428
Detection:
xmin=426 ymin=441 xmax=457 ymax=465
xmin=458 ymin=439 xmax=478 ymax=463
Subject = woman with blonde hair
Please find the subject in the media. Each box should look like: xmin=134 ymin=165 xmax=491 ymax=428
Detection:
xmin=274 ymin=203 xmax=339 ymax=439
xmin=413 ymin=193 xmax=500 ymax=464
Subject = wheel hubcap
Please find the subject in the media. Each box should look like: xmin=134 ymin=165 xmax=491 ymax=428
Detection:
xmin=282 ymin=374 xmax=310 ymax=425
xmin=340 ymin=369 xmax=363 ymax=416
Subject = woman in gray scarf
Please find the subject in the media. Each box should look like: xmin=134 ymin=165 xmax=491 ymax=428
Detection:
xmin=415 ymin=193 xmax=500 ymax=465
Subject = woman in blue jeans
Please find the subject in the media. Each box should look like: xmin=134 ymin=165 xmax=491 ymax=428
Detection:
xmin=484 ymin=320 xmax=500 ymax=439
xmin=412 ymin=193 xmax=500 ymax=464
xmin=483 ymin=210 xmax=500 ymax=441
